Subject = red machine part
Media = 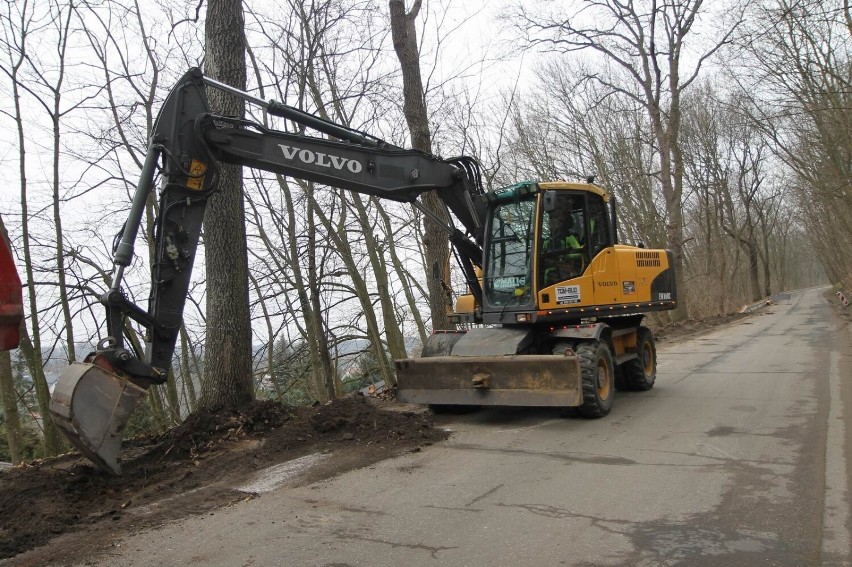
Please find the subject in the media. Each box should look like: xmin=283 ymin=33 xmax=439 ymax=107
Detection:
xmin=0 ymin=237 xmax=23 ymax=350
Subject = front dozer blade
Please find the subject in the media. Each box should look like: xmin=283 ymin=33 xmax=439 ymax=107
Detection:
xmin=395 ymin=354 xmax=582 ymax=406
xmin=49 ymin=362 xmax=147 ymax=475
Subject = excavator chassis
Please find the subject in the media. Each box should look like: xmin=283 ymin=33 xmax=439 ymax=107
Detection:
xmin=395 ymin=354 xmax=582 ymax=406
xmin=49 ymin=362 xmax=147 ymax=475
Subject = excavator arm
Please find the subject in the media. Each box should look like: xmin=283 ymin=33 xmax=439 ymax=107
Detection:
xmin=49 ymin=68 xmax=488 ymax=474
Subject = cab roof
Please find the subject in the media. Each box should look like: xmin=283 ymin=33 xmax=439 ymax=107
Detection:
xmin=537 ymin=181 xmax=609 ymax=201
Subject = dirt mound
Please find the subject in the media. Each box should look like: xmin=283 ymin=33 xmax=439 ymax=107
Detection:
xmin=0 ymin=396 xmax=446 ymax=563
xmin=142 ymin=399 xmax=295 ymax=462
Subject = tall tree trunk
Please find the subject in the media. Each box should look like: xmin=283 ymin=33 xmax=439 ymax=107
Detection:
xmin=14 ymin=325 xmax=62 ymax=453
xmin=351 ymin=194 xmax=408 ymax=361
xmin=759 ymin=212 xmax=773 ymax=297
xmin=389 ymin=0 xmax=452 ymax=331
xmin=47 ymin=3 xmax=76 ymax=363
xmin=200 ymin=0 xmax=254 ymax=409
xmin=311 ymin=195 xmax=397 ymax=387
xmin=650 ymin=113 xmax=688 ymax=322
xmin=179 ymin=326 xmax=198 ymax=413
xmin=304 ymin=186 xmax=337 ymax=400
xmin=374 ymin=200 xmax=428 ymax=345
xmin=0 ymin=221 xmax=23 ymax=464
xmin=0 ymin=350 xmax=22 ymax=464
xmin=165 ymin=368 xmax=181 ymax=423
xmin=248 ymin=271 xmax=284 ymax=402
xmin=8 ymin=67 xmax=62 ymax=455
xmin=746 ymin=240 xmax=762 ymax=302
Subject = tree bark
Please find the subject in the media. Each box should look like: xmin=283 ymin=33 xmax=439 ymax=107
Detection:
xmin=200 ymin=0 xmax=254 ymax=409
xmin=375 ymin=201 xmax=428 ymax=346
xmin=6 ymin=55 xmax=63 ymax=454
xmin=179 ymin=326 xmax=198 ymax=413
xmin=47 ymin=4 xmax=76 ymax=364
xmin=351 ymin=194 xmax=408 ymax=362
xmin=310 ymin=194 xmax=397 ymax=387
xmin=0 ymin=350 xmax=22 ymax=464
xmin=0 ymin=221 xmax=22 ymax=463
xmin=389 ymin=0 xmax=452 ymax=331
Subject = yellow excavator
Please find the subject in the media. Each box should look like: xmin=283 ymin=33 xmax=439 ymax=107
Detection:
xmin=44 ymin=69 xmax=676 ymax=474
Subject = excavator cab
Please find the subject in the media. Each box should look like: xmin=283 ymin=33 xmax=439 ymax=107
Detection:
xmin=480 ymin=182 xmax=615 ymax=317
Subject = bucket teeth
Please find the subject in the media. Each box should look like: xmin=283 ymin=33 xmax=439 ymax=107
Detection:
xmin=49 ymin=362 xmax=147 ymax=475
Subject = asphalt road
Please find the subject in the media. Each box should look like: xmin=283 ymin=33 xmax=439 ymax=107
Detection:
xmin=89 ymin=287 xmax=851 ymax=567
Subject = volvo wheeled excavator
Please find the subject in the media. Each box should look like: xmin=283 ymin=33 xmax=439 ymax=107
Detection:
xmin=45 ymin=68 xmax=676 ymax=474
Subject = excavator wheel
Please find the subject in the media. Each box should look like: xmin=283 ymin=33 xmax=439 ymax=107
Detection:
xmin=575 ymin=341 xmax=614 ymax=418
xmin=620 ymin=327 xmax=656 ymax=391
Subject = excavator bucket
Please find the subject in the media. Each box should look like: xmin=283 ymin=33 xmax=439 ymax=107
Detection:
xmin=395 ymin=354 xmax=582 ymax=406
xmin=49 ymin=362 xmax=147 ymax=475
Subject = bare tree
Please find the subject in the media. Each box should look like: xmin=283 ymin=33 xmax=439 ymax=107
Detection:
xmin=242 ymin=0 xmax=417 ymax=394
xmin=736 ymin=0 xmax=851 ymax=287
xmin=0 ymin=0 xmax=64 ymax=455
xmin=510 ymin=0 xmax=744 ymax=320
xmin=389 ymin=0 xmax=453 ymax=331
xmin=72 ymin=0 xmax=194 ymax=425
xmin=200 ymin=0 xmax=254 ymax=408
xmin=506 ymin=61 xmax=668 ymax=249
xmin=20 ymin=0 xmax=82 ymax=365
xmin=0 ymin=349 xmax=21 ymax=464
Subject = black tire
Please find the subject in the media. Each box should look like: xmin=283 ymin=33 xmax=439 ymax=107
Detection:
xmin=621 ymin=327 xmax=656 ymax=391
xmin=552 ymin=341 xmax=576 ymax=357
xmin=575 ymin=341 xmax=615 ymax=418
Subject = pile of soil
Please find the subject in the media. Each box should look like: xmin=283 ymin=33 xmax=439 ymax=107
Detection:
xmin=0 ymin=396 xmax=446 ymax=563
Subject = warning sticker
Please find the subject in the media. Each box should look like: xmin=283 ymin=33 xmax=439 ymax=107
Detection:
xmin=623 ymin=280 xmax=636 ymax=295
xmin=555 ymin=285 xmax=581 ymax=305
xmin=186 ymin=160 xmax=207 ymax=191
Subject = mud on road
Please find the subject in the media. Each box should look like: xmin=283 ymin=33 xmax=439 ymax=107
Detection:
xmin=1 ymin=396 xmax=446 ymax=565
